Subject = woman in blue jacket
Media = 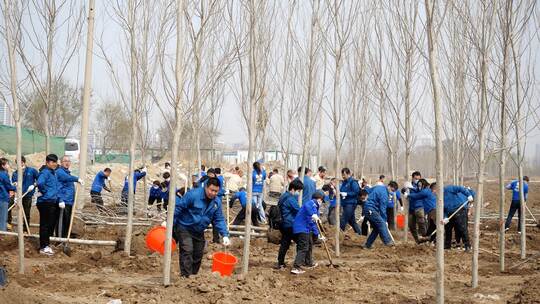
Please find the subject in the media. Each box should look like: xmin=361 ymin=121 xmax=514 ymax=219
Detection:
xmin=0 ymin=158 xmax=16 ymax=231
xmin=252 ymin=162 xmax=267 ymax=223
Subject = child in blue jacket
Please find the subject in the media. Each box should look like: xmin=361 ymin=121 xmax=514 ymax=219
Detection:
xmin=291 ymin=191 xmax=324 ymax=275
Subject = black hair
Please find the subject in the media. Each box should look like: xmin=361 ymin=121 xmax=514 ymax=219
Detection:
xmin=253 ymin=162 xmax=261 ymax=174
xmin=207 ymin=168 xmax=216 ymax=175
xmin=234 ymin=166 xmax=240 ymax=171
xmin=359 ymin=189 xmax=369 ymax=197
xmin=46 ymin=154 xmax=58 ymax=163
xmin=341 ymin=168 xmax=351 ymax=175
xmin=165 ymin=162 xmax=171 ymax=167
xmin=322 ymin=184 xmax=332 ymax=192
xmin=430 ymin=182 xmax=437 ymax=190
xmin=201 ymin=165 xmax=206 ymax=171
xmin=312 ymin=191 xmax=324 ymax=200
xmin=272 ymin=168 xmax=278 ymax=173
xmin=177 ymin=187 xmax=186 ymax=197
xmin=379 ymin=175 xmax=385 ymax=180
xmin=297 ymin=167 xmax=310 ymax=175
xmin=104 ymin=168 xmax=112 ymax=173
xmin=288 ymin=179 xmax=304 ymax=191
xmin=153 ymin=180 xmax=161 ymax=186
xmin=214 ymin=167 xmax=221 ymax=175
xmin=524 ymin=176 xmax=530 ymax=182
xmin=0 ymin=158 xmax=8 ymax=171
xmin=20 ymin=155 xmax=26 ymax=163
xmin=318 ymin=166 xmax=326 ymax=173
xmin=239 ymin=187 xmax=246 ymax=192
xmin=205 ymin=177 xmax=220 ymax=188
xmin=388 ymin=180 xmax=399 ymax=190
xmin=412 ymin=171 xmax=421 ymax=178
xmin=163 ymin=172 xmax=170 ymax=179
xmin=418 ymin=178 xmax=430 ymax=189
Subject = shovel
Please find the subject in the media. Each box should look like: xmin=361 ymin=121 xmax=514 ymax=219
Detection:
xmin=62 ymin=186 xmax=80 ymax=256
xmin=316 ymin=220 xmax=338 ymax=268
xmin=57 ymin=207 xmax=65 ymax=240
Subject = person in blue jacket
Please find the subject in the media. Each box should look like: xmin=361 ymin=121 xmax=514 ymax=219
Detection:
xmin=403 ymin=179 xmax=431 ymax=243
xmin=36 ymin=154 xmax=60 ymax=255
xmin=120 ymin=167 xmax=147 ymax=206
xmin=442 ymin=184 xmax=474 ymax=250
xmin=9 ymin=155 xmax=39 ymax=231
xmin=386 ymin=190 xmax=403 ymax=230
xmin=504 ymin=176 xmax=530 ymax=232
xmin=421 ymin=182 xmax=437 ymax=243
xmin=215 ymin=167 xmax=226 ymax=198
xmin=276 ymin=179 xmax=303 ymax=270
xmin=161 ymin=172 xmax=171 ymax=210
xmin=90 ymin=168 xmax=112 ymax=212
xmin=231 ymin=187 xmax=258 ymax=226
xmin=322 ymin=181 xmax=337 ymax=225
xmin=0 ymin=158 xmax=16 ymax=232
xmin=291 ymin=190 xmax=323 ymax=275
xmin=295 ymin=167 xmax=316 ymax=205
xmin=173 ymin=177 xmax=229 ymax=277
xmin=339 ymin=168 xmax=361 ymax=235
xmin=362 ymin=181 xmax=398 ymax=249
xmin=56 ymin=156 xmax=83 ymax=237
xmin=148 ymin=180 xmax=163 ymax=211
xmin=252 ymin=162 xmax=267 ymax=223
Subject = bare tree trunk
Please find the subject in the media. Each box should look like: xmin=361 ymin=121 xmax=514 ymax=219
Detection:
xmin=3 ymin=0 xmax=25 ymax=273
xmin=163 ymin=0 xmax=185 ymax=285
xmin=44 ymin=0 xmax=56 ymax=154
xmin=498 ymin=0 xmax=512 ymax=271
xmin=77 ymin=0 xmax=95 ymax=211
xmin=124 ymin=0 xmax=138 ymax=256
xmin=425 ymin=1 xmax=445 ymax=301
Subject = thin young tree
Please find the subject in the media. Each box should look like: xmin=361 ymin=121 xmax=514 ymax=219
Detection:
xmin=424 ymin=0 xmax=445 ymax=302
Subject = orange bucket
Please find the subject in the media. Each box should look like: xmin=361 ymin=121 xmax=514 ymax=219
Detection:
xmin=145 ymin=226 xmax=177 ymax=255
xmin=397 ymin=214 xmax=405 ymax=230
xmin=211 ymin=252 xmax=238 ymax=277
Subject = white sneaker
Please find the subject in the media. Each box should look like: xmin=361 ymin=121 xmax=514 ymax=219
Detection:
xmin=291 ymin=268 xmax=305 ymax=275
xmin=305 ymin=263 xmax=318 ymax=269
xmin=40 ymin=246 xmax=54 ymax=256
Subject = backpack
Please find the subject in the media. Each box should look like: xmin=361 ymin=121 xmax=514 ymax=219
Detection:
xmin=267 ymin=205 xmax=282 ymax=230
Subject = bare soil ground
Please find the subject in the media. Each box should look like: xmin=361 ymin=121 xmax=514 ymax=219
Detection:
xmin=1 ymin=181 xmax=539 ymax=304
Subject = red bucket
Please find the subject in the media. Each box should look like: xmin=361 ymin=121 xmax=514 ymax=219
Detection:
xmin=145 ymin=226 xmax=177 ymax=255
xmin=397 ymin=214 xmax=405 ymax=230
xmin=211 ymin=252 xmax=238 ymax=277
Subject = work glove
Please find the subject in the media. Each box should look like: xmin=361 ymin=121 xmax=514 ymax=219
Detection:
xmin=341 ymin=192 xmax=347 ymax=198
xmin=311 ymin=214 xmax=320 ymax=222
xmin=107 ymin=177 xmax=111 ymax=181
xmin=403 ymin=192 xmax=409 ymax=199
xmin=141 ymin=167 xmax=147 ymax=173
xmin=467 ymin=195 xmax=473 ymax=202
xmin=400 ymin=206 xmax=404 ymax=212
xmin=161 ymin=221 xmax=167 ymax=227
xmin=224 ymin=189 xmax=230 ymax=195
xmin=13 ymin=182 xmax=17 ymax=187
xmin=222 ymin=237 xmax=231 ymax=246
xmin=404 ymin=181 xmax=413 ymax=189
xmin=442 ymin=218 xmax=449 ymax=225
xmin=78 ymin=179 xmax=84 ymax=186
xmin=59 ymin=201 xmax=66 ymax=209
xmin=318 ymin=234 xmax=326 ymax=242
xmin=466 ymin=186 xmax=472 ymax=191
xmin=27 ymin=185 xmax=35 ymax=192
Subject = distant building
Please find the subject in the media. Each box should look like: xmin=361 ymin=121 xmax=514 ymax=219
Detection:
xmin=0 ymin=104 xmax=13 ymax=126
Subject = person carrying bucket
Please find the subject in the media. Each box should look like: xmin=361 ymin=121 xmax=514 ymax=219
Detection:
xmin=173 ymin=177 xmax=230 ymax=278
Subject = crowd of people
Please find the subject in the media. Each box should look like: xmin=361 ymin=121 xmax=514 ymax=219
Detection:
xmin=0 ymin=155 xmax=531 ymax=278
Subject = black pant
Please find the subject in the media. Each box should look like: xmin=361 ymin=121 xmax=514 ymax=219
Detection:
xmin=504 ymin=200 xmax=522 ymax=231
xmin=232 ymin=207 xmax=259 ymax=227
xmin=148 ymin=196 xmax=162 ymax=211
xmin=163 ymin=199 xmax=169 ymax=211
xmin=277 ymin=227 xmax=294 ymax=266
xmin=91 ymin=191 xmax=105 ymax=212
xmin=426 ymin=209 xmax=436 ymax=242
xmin=37 ymin=202 xmax=59 ymax=249
xmin=7 ymin=196 xmax=32 ymax=231
xmin=293 ymin=232 xmax=313 ymax=268
xmin=444 ymin=208 xmax=469 ymax=249
xmin=386 ymin=207 xmax=395 ymax=230
xmin=175 ymin=227 xmax=206 ymax=277
xmin=327 ymin=206 xmax=336 ymax=226
xmin=55 ymin=205 xmax=73 ymax=238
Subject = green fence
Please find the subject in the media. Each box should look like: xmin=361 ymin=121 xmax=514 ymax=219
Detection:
xmin=95 ymin=153 xmax=131 ymax=164
xmin=0 ymin=125 xmax=65 ymax=156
